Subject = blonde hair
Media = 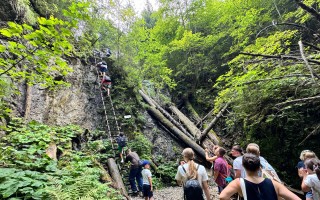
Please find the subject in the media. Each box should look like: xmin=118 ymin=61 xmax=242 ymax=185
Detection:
xmin=300 ymin=150 xmax=317 ymax=161
xmin=182 ymin=148 xmax=198 ymax=179
xmin=246 ymin=143 xmax=260 ymax=156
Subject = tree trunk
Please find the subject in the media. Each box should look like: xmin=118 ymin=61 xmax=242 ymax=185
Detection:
xmin=196 ymin=107 xmax=215 ymax=127
xmin=185 ymin=99 xmax=202 ymax=123
xmin=199 ymin=102 xmax=230 ymax=142
xmin=92 ymin=159 xmax=112 ymax=182
xmin=24 ymin=83 xmax=31 ymax=121
xmin=139 ymin=90 xmax=192 ymax=138
xmin=148 ymin=106 xmax=206 ymax=159
xmin=169 ymin=105 xmax=201 ymax=138
xmin=107 ymin=158 xmax=129 ymax=199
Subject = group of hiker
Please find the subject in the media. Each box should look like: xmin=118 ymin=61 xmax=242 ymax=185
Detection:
xmin=174 ymin=144 xmax=320 ymax=200
xmin=115 ymin=134 xmax=154 ymax=200
xmin=95 ymin=49 xmax=112 ymax=96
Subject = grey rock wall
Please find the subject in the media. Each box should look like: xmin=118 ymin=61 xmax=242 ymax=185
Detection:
xmin=17 ymin=58 xmax=104 ymax=131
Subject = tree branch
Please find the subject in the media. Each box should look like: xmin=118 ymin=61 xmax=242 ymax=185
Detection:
xmin=256 ymin=22 xmax=317 ymax=38
xmin=295 ymin=0 xmax=320 ymax=22
xmin=298 ymin=41 xmax=320 ymax=81
xmin=275 ymin=95 xmax=320 ymax=107
xmin=238 ymin=74 xmax=312 ymax=85
xmin=298 ymin=124 xmax=320 ymax=146
xmin=240 ymin=52 xmax=320 ymax=65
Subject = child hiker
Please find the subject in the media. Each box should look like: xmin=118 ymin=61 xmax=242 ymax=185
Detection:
xmin=141 ymin=160 xmax=154 ymax=200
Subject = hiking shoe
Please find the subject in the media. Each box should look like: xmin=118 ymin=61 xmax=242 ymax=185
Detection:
xmin=121 ymin=159 xmax=124 ymax=163
xmin=139 ymin=191 xmax=143 ymax=197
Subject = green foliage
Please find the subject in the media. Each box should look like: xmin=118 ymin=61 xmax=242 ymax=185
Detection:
xmin=0 ymin=168 xmax=48 ymax=199
xmin=127 ymin=132 xmax=152 ymax=159
xmin=156 ymin=161 xmax=177 ymax=185
xmin=0 ymin=119 xmax=122 ymax=199
xmin=0 ymin=15 xmax=74 ymax=89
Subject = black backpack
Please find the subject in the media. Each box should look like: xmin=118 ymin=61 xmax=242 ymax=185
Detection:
xmin=117 ymin=136 xmax=126 ymax=147
xmin=182 ymin=165 xmax=204 ymax=200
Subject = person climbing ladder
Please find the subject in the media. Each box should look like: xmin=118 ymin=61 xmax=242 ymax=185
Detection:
xmin=116 ymin=133 xmax=127 ymax=163
xmin=96 ymin=61 xmax=108 ymax=76
xmin=101 ymin=74 xmax=112 ymax=96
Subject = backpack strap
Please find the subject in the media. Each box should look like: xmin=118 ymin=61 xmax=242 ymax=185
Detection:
xmin=239 ymin=178 xmax=247 ymax=200
xmin=182 ymin=164 xmax=200 ymax=175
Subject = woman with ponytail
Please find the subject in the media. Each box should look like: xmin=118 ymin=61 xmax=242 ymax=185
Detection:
xmin=301 ymin=158 xmax=320 ymax=200
xmin=175 ymin=148 xmax=210 ymax=200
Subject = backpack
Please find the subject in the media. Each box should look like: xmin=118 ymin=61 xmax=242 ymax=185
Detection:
xmin=117 ymin=136 xmax=126 ymax=147
xmin=182 ymin=165 xmax=204 ymax=200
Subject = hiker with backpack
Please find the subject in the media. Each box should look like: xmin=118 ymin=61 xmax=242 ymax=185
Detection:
xmin=300 ymin=158 xmax=320 ymax=200
xmin=213 ymin=147 xmax=230 ymax=194
xmin=125 ymin=149 xmax=143 ymax=196
xmin=96 ymin=61 xmax=108 ymax=76
xmin=219 ymin=153 xmax=300 ymax=200
xmin=116 ymin=133 xmax=127 ymax=163
xmin=175 ymin=148 xmax=210 ymax=200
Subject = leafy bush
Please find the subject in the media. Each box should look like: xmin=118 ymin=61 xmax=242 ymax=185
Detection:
xmin=156 ymin=161 xmax=178 ymax=185
xmin=127 ymin=132 xmax=152 ymax=160
xmin=0 ymin=118 xmax=122 ymax=199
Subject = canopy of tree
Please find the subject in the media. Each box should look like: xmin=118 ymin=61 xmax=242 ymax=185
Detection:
xmin=1 ymin=0 xmax=320 ymax=194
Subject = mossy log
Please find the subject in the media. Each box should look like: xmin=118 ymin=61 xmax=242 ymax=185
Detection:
xmin=184 ymin=99 xmax=202 ymax=123
xmin=199 ymin=102 xmax=230 ymax=142
xmin=139 ymin=90 xmax=192 ymax=138
xmin=169 ymin=105 xmax=201 ymax=138
xmin=107 ymin=158 xmax=129 ymax=199
xmin=147 ymin=106 xmax=206 ymax=159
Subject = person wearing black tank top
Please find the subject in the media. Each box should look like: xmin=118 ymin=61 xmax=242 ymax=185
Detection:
xmin=219 ymin=153 xmax=301 ymax=200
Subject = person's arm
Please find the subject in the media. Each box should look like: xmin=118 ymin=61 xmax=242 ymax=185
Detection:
xmin=205 ymin=149 xmax=218 ymax=162
xmin=148 ymin=176 xmax=153 ymax=191
xmin=272 ymin=180 xmax=301 ymax=200
xmin=202 ymin=180 xmax=211 ymax=200
xmin=175 ymin=166 xmax=183 ymax=186
xmin=219 ymin=178 xmax=241 ymax=200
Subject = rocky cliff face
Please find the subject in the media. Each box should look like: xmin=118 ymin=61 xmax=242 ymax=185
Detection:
xmin=1 ymin=0 xmax=183 ymax=162
xmin=14 ymin=58 xmax=104 ymax=130
xmin=0 ymin=0 xmax=36 ymax=24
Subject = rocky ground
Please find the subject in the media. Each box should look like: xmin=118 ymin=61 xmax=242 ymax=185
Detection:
xmin=129 ymin=185 xmax=219 ymax=200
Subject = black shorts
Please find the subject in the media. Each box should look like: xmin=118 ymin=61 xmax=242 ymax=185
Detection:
xmin=143 ymin=184 xmax=153 ymax=198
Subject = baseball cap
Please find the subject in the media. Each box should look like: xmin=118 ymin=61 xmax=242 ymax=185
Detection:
xmin=142 ymin=160 xmax=150 ymax=167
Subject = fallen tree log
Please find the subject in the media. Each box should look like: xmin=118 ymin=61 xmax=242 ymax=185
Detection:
xmin=196 ymin=107 xmax=215 ymax=127
xmin=139 ymin=90 xmax=192 ymax=138
xmin=147 ymin=106 xmax=206 ymax=159
xmin=185 ymin=99 xmax=202 ymax=123
xmin=199 ymin=102 xmax=230 ymax=143
xmin=107 ymin=158 xmax=129 ymax=199
xmin=169 ymin=105 xmax=201 ymax=138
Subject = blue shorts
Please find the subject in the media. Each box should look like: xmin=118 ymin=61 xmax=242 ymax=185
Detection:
xmin=143 ymin=184 xmax=153 ymax=198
